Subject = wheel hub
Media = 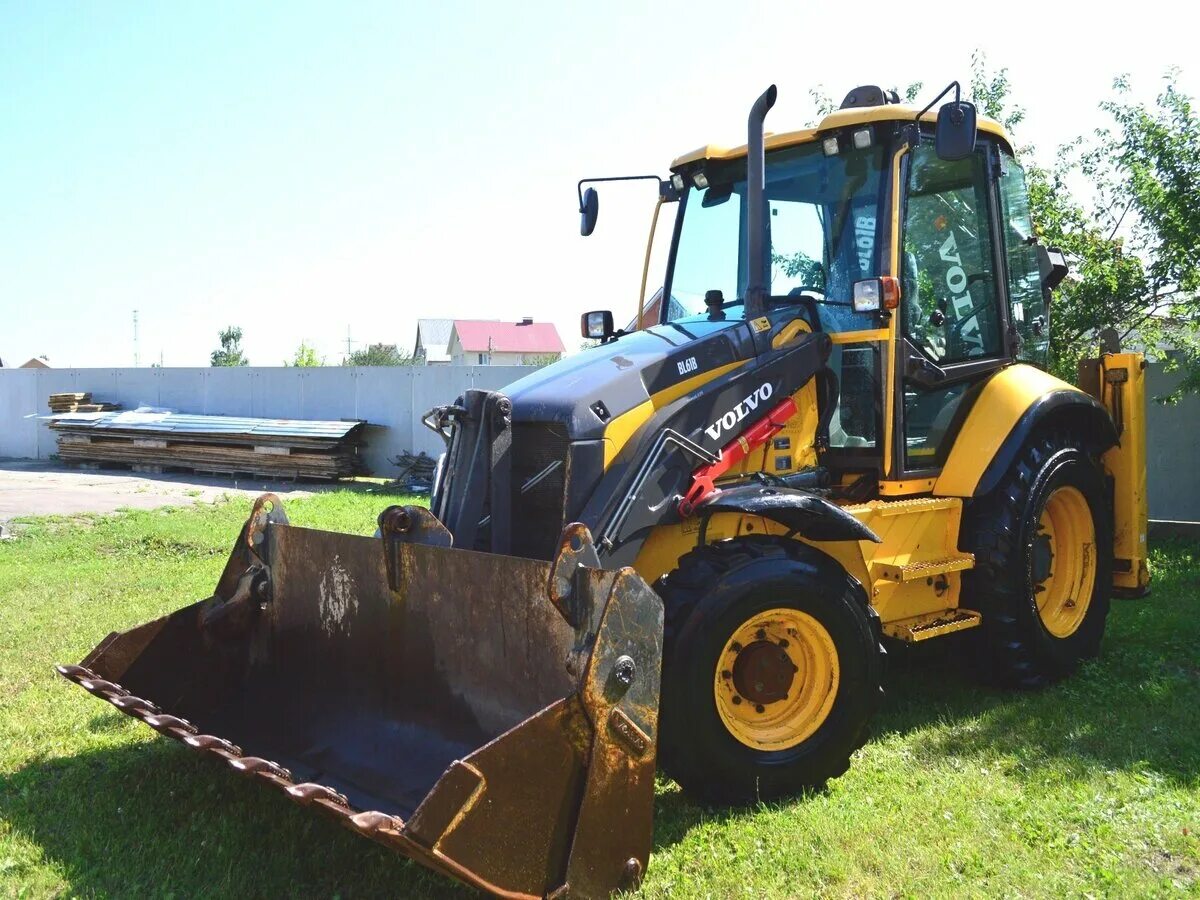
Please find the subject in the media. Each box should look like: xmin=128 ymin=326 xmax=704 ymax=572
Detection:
xmin=731 ymin=640 xmax=795 ymax=704
xmin=1031 ymin=531 xmax=1054 ymax=585
xmin=713 ymin=608 xmax=840 ymax=751
xmin=1034 ymin=485 xmax=1097 ymax=638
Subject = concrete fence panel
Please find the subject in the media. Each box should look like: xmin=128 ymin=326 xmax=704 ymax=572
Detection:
xmin=0 ymin=365 xmax=541 ymax=478
xmin=2 ymin=363 xmax=1197 ymax=521
xmin=1145 ymin=365 xmax=1200 ymax=522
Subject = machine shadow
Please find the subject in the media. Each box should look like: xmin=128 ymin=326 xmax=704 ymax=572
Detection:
xmin=0 ymin=735 xmax=472 ymax=899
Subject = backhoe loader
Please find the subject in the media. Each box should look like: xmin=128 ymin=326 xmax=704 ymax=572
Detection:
xmin=59 ymin=81 xmax=1149 ymax=898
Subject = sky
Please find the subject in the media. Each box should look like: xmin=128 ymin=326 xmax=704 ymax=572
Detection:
xmin=2 ymin=0 xmax=1197 ymax=369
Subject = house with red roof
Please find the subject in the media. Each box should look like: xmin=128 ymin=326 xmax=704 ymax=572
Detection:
xmin=447 ymin=318 xmax=565 ymax=366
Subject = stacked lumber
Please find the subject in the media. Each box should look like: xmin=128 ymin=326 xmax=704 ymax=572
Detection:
xmin=48 ymin=392 xmax=121 ymax=414
xmin=390 ymin=451 xmax=437 ymax=493
xmin=50 ymin=410 xmax=366 ymax=481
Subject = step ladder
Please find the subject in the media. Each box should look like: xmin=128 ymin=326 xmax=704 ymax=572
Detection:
xmin=871 ymin=552 xmax=975 ymax=584
xmin=883 ymin=608 xmax=983 ymax=641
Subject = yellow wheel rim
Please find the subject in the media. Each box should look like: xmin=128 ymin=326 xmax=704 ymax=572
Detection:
xmin=1034 ymin=485 xmax=1097 ymax=638
xmin=713 ymin=608 xmax=839 ymax=751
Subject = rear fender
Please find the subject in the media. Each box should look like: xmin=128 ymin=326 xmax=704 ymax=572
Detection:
xmin=694 ymin=484 xmax=881 ymax=543
xmin=934 ymin=364 xmax=1118 ymax=498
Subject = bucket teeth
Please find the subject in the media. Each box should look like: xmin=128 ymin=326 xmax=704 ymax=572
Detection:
xmin=287 ymin=782 xmax=350 ymax=809
xmin=230 ymin=756 xmax=293 ymax=780
xmin=55 ymin=664 xmax=94 ymax=681
xmin=349 ymin=810 xmax=401 ymax=836
xmin=110 ymin=694 xmax=160 ymax=714
xmin=143 ymin=713 xmax=198 ymax=735
xmin=182 ymin=733 xmax=243 ymax=756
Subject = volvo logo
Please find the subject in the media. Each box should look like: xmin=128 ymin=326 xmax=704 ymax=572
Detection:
xmin=704 ymin=383 xmax=773 ymax=442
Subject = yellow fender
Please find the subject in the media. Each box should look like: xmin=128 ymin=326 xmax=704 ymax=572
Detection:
xmin=934 ymin=364 xmax=1118 ymax=498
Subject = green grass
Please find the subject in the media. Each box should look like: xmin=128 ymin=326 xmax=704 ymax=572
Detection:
xmin=1 ymin=490 xmax=1197 ymax=898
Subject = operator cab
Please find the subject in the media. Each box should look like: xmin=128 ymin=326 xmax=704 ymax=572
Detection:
xmin=585 ymin=83 xmax=1065 ymax=496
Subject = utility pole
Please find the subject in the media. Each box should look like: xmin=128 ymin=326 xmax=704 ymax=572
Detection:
xmin=346 ymin=325 xmax=353 ymax=362
xmin=133 ymin=310 xmax=140 ymax=367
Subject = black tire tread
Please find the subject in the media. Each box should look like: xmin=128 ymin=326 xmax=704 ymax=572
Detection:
xmin=655 ymin=536 xmax=885 ymax=805
xmin=962 ymin=430 xmax=1113 ymax=688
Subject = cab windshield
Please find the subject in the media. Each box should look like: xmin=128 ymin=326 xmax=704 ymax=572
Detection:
xmin=666 ymin=138 xmax=887 ymax=332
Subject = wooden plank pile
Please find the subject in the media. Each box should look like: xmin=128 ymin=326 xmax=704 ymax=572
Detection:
xmin=50 ymin=410 xmax=367 ymax=480
xmin=389 ymin=451 xmax=437 ymax=494
xmin=48 ymin=392 xmax=121 ymax=414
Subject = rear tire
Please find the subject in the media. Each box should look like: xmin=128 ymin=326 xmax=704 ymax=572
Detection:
xmin=962 ymin=431 xmax=1113 ymax=687
xmin=655 ymin=537 xmax=884 ymax=806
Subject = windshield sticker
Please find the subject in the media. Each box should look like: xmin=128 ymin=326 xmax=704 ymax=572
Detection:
xmin=939 ymin=233 xmax=984 ymax=354
xmin=855 ymin=215 xmax=876 ymax=276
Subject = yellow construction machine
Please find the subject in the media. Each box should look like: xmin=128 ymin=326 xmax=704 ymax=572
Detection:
xmin=59 ymin=81 xmax=1149 ymax=897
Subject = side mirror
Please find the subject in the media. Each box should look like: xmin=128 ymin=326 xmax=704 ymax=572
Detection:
xmin=581 ymin=310 xmax=614 ymax=341
xmin=935 ymin=100 xmax=977 ymax=161
xmin=1037 ymin=244 xmax=1069 ymax=294
xmin=579 ymin=187 xmax=599 ymax=237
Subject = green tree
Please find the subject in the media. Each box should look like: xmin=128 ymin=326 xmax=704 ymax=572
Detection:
xmin=286 ymin=341 xmax=323 ymax=367
xmin=343 ymin=343 xmax=413 ymax=366
xmin=210 ymin=326 xmax=248 ymax=366
xmin=969 ymin=56 xmax=1200 ymax=398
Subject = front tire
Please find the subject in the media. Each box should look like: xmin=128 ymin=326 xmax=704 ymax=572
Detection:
xmin=656 ymin=537 xmax=885 ymax=806
xmin=963 ymin=432 xmax=1113 ymax=687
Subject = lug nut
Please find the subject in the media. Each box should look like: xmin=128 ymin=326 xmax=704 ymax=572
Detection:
xmin=755 ymin=704 xmax=765 ymax=714
xmin=721 ymin=670 xmax=732 ymax=680
xmin=732 ymin=695 xmax=742 ymax=705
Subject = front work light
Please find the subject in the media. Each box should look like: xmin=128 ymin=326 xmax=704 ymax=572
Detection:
xmin=671 ymin=173 xmax=685 ymax=192
xmin=581 ymin=310 xmax=615 ymax=341
xmin=852 ymin=276 xmax=901 ymax=313
xmin=693 ymin=171 xmax=709 ymax=189
xmin=822 ymin=136 xmax=839 ymax=157
xmin=852 ymin=128 xmax=873 ymax=150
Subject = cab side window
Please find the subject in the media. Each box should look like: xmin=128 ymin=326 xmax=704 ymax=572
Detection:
xmin=901 ymin=146 xmax=1002 ymax=363
xmin=998 ymin=157 xmax=1049 ymax=368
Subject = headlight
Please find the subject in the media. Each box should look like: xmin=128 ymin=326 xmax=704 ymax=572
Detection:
xmin=852 ymin=277 xmax=901 ymax=313
xmin=852 ymin=279 xmax=881 ymax=313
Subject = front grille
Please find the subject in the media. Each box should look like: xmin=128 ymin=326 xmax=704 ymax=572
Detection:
xmin=509 ymin=422 xmax=569 ymax=560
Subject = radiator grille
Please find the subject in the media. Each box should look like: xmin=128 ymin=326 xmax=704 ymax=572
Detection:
xmin=509 ymin=423 xmax=569 ymax=560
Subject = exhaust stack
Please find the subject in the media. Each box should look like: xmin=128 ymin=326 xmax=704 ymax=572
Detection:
xmin=744 ymin=84 xmax=778 ymax=321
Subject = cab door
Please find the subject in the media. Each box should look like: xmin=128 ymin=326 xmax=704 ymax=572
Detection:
xmin=894 ymin=139 xmax=1012 ymax=482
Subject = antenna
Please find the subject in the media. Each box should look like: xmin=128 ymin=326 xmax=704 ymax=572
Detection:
xmin=133 ymin=310 xmax=140 ymax=367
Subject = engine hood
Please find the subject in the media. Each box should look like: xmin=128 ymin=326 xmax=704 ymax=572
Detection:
xmin=502 ymin=318 xmax=758 ymax=440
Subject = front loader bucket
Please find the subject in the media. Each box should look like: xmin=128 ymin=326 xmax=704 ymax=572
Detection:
xmin=57 ymin=496 xmax=663 ymax=899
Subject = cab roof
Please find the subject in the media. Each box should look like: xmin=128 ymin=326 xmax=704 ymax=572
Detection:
xmin=670 ymin=103 xmax=1012 ymax=169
